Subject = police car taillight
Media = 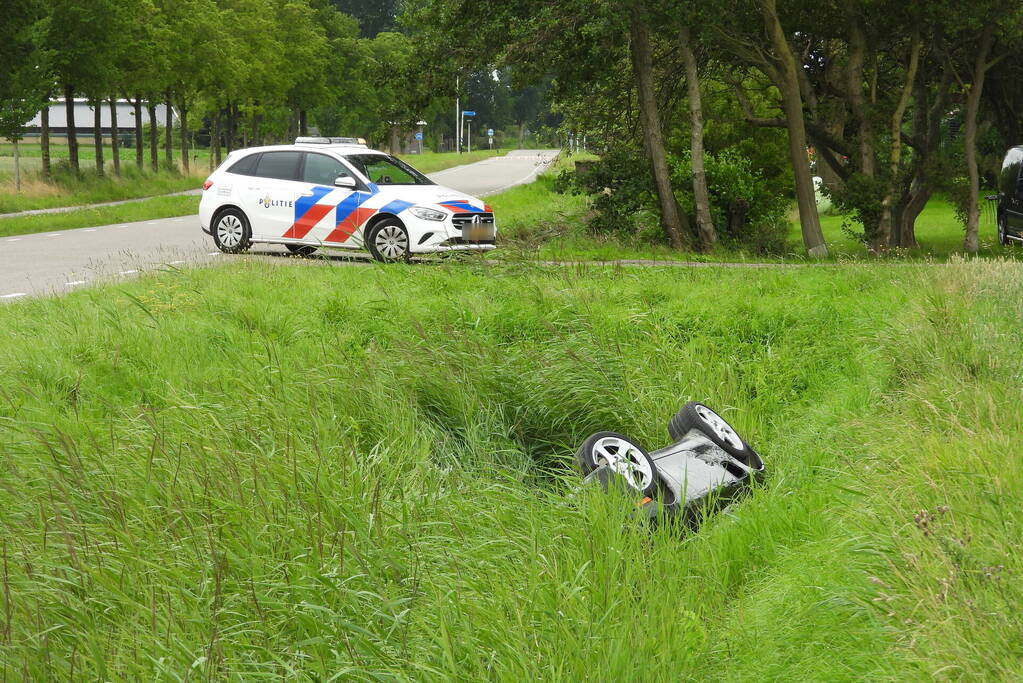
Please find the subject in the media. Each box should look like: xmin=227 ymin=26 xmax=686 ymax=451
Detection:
xmin=202 ymin=180 xmax=213 ymax=191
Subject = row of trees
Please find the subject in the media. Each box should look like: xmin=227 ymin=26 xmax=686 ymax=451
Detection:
xmin=1 ymin=0 xmax=549 ymax=183
xmin=409 ymin=0 xmax=1023 ymax=255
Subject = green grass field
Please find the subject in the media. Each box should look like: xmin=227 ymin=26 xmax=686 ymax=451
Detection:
xmin=0 ymin=195 xmax=199 ymax=238
xmin=0 ymin=256 xmax=1021 ymax=679
xmin=499 ymin=179 xmax=1015 ymax=262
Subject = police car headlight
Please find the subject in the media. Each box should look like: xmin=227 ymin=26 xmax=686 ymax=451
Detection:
xmin=409 ymin=206 xmax=447 ymax=222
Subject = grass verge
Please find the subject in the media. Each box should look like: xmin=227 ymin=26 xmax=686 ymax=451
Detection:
xmin=399 ymin=148 xmax=514 ymax=174
xmin=0 ymin=165 xmax=205 ymax=214
xmin=0 ymin=258 xmax=1020 ymax=678
xmin=0 ymin=195 xmax=199 ymax=238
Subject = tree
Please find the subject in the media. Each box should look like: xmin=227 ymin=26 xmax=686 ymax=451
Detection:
xmin=0 ymin=0 xmax=49 ymax=190
xmin=46 ymin=0 xmax=122 ymax=175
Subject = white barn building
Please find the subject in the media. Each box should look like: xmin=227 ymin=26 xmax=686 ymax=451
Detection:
xmin=22 ymin=99 xmax=177 ymax=140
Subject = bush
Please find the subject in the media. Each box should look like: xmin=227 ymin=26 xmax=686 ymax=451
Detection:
xmin=559 ymin=146 xmax=791 ymax=254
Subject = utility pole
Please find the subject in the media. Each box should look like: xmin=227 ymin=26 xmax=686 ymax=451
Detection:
xmin=455 ymin=75 xmax=460 ymax=153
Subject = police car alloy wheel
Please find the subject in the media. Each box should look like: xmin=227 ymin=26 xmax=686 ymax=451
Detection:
xmin=213 ymin=209 xmax=251 ymax=254
xmin=368 ymin=221 xmax=410 ymax=262
xmin=576 ymin=431 xmax=658 ymax=497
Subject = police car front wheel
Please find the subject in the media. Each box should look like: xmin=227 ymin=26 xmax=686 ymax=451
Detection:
xmin=368 ymin=220 xmax=410 ymax=262
xmin=213 ymin=208 xmax=251 ymax=254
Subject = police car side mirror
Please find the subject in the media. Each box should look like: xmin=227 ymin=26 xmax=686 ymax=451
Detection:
xmin=334 ymin=176 xmax=357 ymax=189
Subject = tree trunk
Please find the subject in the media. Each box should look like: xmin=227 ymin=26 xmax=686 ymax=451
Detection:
xmin=109 ymin=98 xmax=120 ymax=177
xmin=963 ymin=27 xmax=994 ymax=254
xmin=518 ymin=122 xmax=525 ymax=148
xmin=133 ymin=96 xmax=144 ymax=168
xmin=876 ymin=36 xmax=921 ymax=248
xmin=13 ymin=138 xmax=20 ymax=192
xmin=211 ymin=111 xmax=221 ymax=170
xmin=679 ymin=24 xmax=716 ymax=247
xmin=299 ymin=108 xmax=308 ymax=136
xmin=762 ymin=0 xmax=827 ymax=257
xmin=227 ymin=101 xmax=237 ymax=153
xmin=629 ymin=1 xmax=688 ymax=249
xmin=40 ymin=104 xmax=50 ymax=180
xmin=147 ymin=102 xmax=159 ymax=172
xmin=179 ymin=95 xmax=189 ymax=173
xmin=389 ymin=124 xmax=400 ymax=155
xmin=164 ymin=89 xmax=174 ymax=170
xmin=64 ymin=83 xmax=79 ymax=174
xmin=93 ymin=98 xmax=104 ymax=177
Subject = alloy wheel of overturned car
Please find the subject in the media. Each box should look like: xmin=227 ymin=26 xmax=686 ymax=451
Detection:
xmin=668 ymin=401 xmax=763 ymax=470
xmin=576 ymin=431 xmax=658 ymax=497
xmin=213 ymin=209 xmax=251 ymax=254
xmin=368 ymin=221 xmax=410 ymax=262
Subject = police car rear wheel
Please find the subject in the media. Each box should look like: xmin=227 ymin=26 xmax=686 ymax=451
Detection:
xmin=368 ymin=221 xmax=410 ymax=262
xmin=213 ymin=209 xmax=251 ymax=254
xmin=285 ymin=244 xmax=318 ymax=257
xmin=998 ymin=214 xmax=1010 ymax=246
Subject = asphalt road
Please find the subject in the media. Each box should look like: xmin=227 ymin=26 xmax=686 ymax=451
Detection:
xmin=0 ymin=149 xmax=558 ymax=300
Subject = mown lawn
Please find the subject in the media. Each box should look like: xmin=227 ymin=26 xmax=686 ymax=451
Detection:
xmin=0 ymin=258 xmax=1020 ymax=679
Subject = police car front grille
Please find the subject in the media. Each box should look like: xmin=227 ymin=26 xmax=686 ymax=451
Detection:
xmin=451 ymin=212 xmax=495 ymax=229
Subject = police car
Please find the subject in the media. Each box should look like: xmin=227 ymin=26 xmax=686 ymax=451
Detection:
xmin=199 ymin=137 xmax=496 ymax=261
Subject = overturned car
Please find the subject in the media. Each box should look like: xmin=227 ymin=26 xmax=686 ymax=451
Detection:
xmin=576 ymin=402 xmax=765 ymax=525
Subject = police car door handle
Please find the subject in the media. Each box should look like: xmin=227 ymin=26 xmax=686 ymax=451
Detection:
xmin=300 ymin=191 xmax=315 ymax=197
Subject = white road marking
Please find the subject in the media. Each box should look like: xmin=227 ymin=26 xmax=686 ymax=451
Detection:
xmin=83 ymin=228 xmax=96 ymax=232
xmin=46 ymin=233 xmax=61 ymax=237
xmin=207 ymin=252 xmax=219 ymax=256
xmin=66 ymin=280 xmax=86 ymax=286
xmin=118 ymin=269 xmax=138 ymax=276
xmin=168 ymin=260 xmax=185 ymax=265
xmin=7 ymin=237 xmax=21 ymax=242
xmin=173 ymin=218 xmax=184 ymax=222
xmin=0 ymin=293 xmax=27 ymax=299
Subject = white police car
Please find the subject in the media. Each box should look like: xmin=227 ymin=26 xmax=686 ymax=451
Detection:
xmin=199 ymin=137 xmax=496 ymax=261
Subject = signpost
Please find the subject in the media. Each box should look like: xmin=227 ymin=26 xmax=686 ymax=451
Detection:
xmin=487 ymin=128 xmax=494 ymax=149
xmin=462 ymin=111 xmax=475 ymax=153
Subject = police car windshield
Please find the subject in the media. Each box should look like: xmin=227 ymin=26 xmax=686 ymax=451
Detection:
xmin=344 ymin=153 xmax=434 ymax=186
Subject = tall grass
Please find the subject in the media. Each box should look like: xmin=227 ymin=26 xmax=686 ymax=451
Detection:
xmin=0 ymin=259 xmax=1020 ymax=678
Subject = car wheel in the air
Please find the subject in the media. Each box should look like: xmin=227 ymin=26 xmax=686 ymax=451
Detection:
xmin=575 ymin=431 xmax=658 ymax=497
xmin=668 ymin=402 xmax=763 ymax=469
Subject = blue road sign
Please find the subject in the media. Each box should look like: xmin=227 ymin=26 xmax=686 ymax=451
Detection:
xmin=415 ymin=132 xmax=423 ymax=140
xmin=487 ymin=128 xmax=494 ymax=136
xmin=462 ymin=110 xmax=476 ymax=116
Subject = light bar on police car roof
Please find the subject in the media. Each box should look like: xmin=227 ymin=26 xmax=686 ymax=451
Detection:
xmin=294 ymin=136 xmax=367 ymax=146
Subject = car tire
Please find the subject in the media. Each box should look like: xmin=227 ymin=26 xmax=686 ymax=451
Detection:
xmin=212 ymin=208 xmax=251 ymax=254
xmin=367 ymin=220 xmax=410 ymax=262
xmin=285 ymin=244 xmax=318 ymax=257
xmin=998 ymin=214 xmax=1010 ymax=246
xmin=575 ymin=431 xmax=658 ymax=497
xmin=668 ymin=402 xmax=762 ymax=469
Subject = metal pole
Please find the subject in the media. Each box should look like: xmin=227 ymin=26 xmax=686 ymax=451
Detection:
xmin=455 ymin=76 xmax=460 ymax=153
xmin=467 ymin=121 xmax=471 ymax=153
